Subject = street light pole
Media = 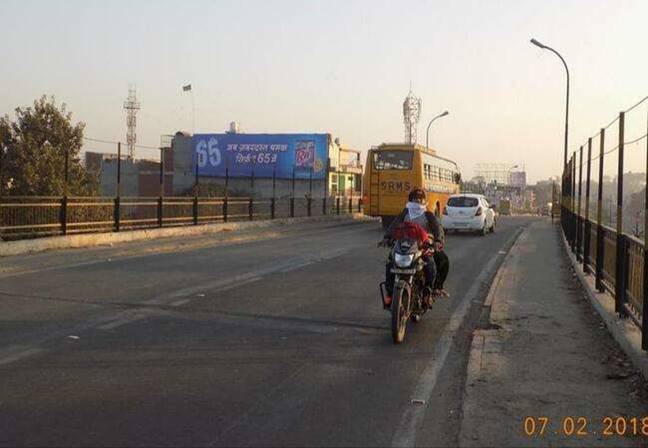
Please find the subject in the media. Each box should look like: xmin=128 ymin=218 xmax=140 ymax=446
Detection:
xmin=425 ymin=110 xmax=449 ymax=150
xmin=530 ymin=38 xmax=570 ymax=168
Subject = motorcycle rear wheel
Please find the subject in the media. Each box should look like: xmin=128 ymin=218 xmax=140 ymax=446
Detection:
xmin=391 ymin=281 xmax=410 ymax=344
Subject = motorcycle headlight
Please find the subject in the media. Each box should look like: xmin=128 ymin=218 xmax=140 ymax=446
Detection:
xmin=394 ymin=253 xmax=414 ymax=268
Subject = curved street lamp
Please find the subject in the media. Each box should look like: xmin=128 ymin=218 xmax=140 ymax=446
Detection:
xmin=530 ymin=38 xmax=570 ymax=169
xmin=425 ymin=110 xmax=449 ymax=150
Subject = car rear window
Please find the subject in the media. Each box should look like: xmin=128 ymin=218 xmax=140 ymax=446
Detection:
xmin=447 ymin=196 xmax=479 ymax=207
xmin=373 ymin=151 xmax=413 ymax=170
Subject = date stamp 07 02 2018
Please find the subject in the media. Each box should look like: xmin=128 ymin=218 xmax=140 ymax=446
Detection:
xmin=524 ymin=416 xmax=648 ymax=438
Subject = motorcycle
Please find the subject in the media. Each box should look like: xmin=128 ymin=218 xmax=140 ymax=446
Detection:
xmin=379 ymin=236 xmax=435 ymax=344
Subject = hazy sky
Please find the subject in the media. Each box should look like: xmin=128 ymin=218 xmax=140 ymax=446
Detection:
xmin=2 ymin=0 xmax=647 ymax=182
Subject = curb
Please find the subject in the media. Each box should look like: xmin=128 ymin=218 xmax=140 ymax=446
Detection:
xmin=559 ymin=227 xmax=648 ymax=380
xmin=0 ymin=213 xmax=378 ymax=257
xmin=463 ymin=226 xmax=526 ymax=389
xmin=457 ymin=222 xmax=527 ymax=447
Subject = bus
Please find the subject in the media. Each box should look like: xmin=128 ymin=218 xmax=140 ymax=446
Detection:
xmin=363 ymin=143 xmax=461 ymax=229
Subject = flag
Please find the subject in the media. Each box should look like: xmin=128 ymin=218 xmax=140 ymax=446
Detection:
xmin=182 ymin=84 xmax=192 ymax=92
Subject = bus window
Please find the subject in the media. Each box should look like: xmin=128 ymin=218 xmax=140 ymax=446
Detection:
xmin=373 ymin=151 xmax=413 ymax=170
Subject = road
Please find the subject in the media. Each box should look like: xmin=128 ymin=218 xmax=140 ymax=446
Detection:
xmin=0 ymin=216 xmax=532 ymax=447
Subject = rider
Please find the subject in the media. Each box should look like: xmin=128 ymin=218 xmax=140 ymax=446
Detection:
xmin=382 ymin=188 xmax=445 ymax=307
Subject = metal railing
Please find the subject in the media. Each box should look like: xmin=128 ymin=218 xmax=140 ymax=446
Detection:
xmin=0 ymin=195 xmax=364 ymax=240
xmin=561 ymin=93 xmax=648 ymax=349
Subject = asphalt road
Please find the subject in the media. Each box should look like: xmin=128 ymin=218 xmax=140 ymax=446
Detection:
xmin=0 ymin=216 xmax=534 ymax=447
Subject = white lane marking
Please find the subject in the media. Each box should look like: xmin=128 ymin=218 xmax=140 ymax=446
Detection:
xmin=0 ymin=346 xmax=44 ymax=366
xmin=390 ymin=228 xmax=524 ymax=448
xmin=97 ymin=314 xmax=148 ymax=330
xmin=279 ymin=261 xmax=314 ymax=273
xmin=162 ymin=272 xmax=265 ymax=300
xmin=157 ymin=248 xmax=352 ymax=301
xmin=0 ymin=240 xmax=360 ymax=361
xmin=216 ymin=276 xmax=263 ymax=292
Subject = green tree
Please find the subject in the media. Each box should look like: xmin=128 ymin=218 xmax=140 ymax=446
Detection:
xmin=0 ymin=95 xmax=97 ymax=196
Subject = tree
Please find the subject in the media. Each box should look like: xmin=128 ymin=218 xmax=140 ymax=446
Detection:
xmin=0 ymin=95 xmax=97 ymax=196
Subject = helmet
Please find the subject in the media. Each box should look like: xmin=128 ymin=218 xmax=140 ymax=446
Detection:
xmin=408 ymin=188 xmax=426 ymax=202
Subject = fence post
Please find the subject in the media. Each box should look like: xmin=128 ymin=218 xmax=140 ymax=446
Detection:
xmin=564 ymin=158 xmax=570 ymax=238
xmin=271 ymin=167 xmax=276 ymax=220
xmin=290 ymin=168 xmax=295 ymax=218
xmin=642 ymin=112 xmax=648 ymax=349
xmin=60 ymin=195 xmax=68 ymax=235
xmin=308 ymin=168 xmax=313 ymax=217
xmin=565 ymin=156 xmax=574 ymax=248
xmin=348 ymin=197 xmax=352 ymax=214
xmin=584 ymin=139 xmax=592 ymax=272
xmin=572 ymin=153 xmax=577 ymax=252
xmin=559 ymin=166 xmax=563 ymax=230
xmin=596 ymin=129 xmax=605 ymax=291
xmin=358 ymin=196 xmax=362 ymax=213
xmin=615 ymin=111 xmax=627 ymax=317
xmin=61 ymin=148 xmax=69 ymax=235
xmin=114 ymin=142 xmax=121 ymax=232
xmin=336 ymin=196 xmax=340 ymax=215
xmin=223 ymin=168 xmax=229 ymax=223
xmin=323 ymin=157 xmax=330 ymax=215
xmin=577 ymin=146 xmax=583 ymax=261
xmin=193 ymin=159 xmax=199 ymax=225
xmin=158 ymin=147 xmax=164 ymax=228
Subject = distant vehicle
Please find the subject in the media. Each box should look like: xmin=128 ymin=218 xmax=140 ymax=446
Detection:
xmin=363 ymin=143 xmax=461 ymax=230
xmin=442 ymin=194 xmax=496 ymax=236
xmin=499 ymin=199 xmax=511 ymax=216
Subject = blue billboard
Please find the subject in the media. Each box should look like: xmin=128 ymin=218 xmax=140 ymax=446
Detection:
xmin=192 ymin=133 xmax=329 ymax=179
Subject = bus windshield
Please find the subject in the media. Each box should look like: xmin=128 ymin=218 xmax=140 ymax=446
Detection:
xmin=373 ymin=151 xmax=413 ymax=170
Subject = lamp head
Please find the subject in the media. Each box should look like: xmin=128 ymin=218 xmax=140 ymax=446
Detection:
xmin=530 ymin=38 xmax=546 ymax=49
xmin=441 ymin=111 xmax=449 ymax=117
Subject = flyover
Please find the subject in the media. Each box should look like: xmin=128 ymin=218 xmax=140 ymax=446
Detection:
xmin=1 ymin=216 xmax=645 ymax=446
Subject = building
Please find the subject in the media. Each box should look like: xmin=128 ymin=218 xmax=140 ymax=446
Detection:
xmin=85 ymin=151 xmax=173 ymax=197
xmin=329 ymin=139 xmax=362 ymax=197
xmin=510 ymin=170 xmax=527 ymax=189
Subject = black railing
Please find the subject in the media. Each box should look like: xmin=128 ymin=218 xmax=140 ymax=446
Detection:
xmin=560 ymin=94 xmax=648 ymax=349
xmin=0 ymin=195 xmax=364 ymax=240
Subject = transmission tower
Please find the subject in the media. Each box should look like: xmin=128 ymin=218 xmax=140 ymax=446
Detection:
xmin=403 ymin=88 xmax=422 ymax=144
xmin=123 ymin=85 xmax=140 ymax=159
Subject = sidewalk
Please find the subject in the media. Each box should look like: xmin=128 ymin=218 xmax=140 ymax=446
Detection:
xmin=458 ymin=219 xmax=648 ymax=447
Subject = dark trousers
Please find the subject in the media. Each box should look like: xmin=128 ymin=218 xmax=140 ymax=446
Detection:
xmin=433 ymin=250 xmax=449 ymax=289
xmin=385 ymin=254 xmax=436 ymax=296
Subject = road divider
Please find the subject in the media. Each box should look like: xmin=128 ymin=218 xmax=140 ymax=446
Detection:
xmin=0 ymin=213 xmax=376 ymax=257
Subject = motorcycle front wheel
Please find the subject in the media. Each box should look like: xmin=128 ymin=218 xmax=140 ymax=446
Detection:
xmin=391 ymin=280 xmax=411 ymax=344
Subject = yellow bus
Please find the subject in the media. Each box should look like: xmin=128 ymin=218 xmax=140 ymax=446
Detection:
xmin=363 ymin=143 xmax=461 ymax=229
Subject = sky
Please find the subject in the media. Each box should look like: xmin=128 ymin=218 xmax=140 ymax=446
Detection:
xmin=1 ymin=0 xmax=647 ymax=183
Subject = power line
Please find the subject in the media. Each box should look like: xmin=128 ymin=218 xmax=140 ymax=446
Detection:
xmin=82 ymin=136 xmax=159 ymax=150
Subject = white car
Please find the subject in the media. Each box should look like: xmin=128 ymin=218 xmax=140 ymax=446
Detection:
xmin=441 ymin=194 xmax=496 ymax=236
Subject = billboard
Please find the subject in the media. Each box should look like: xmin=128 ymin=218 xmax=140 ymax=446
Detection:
xmin=192 ymin=133 xmax=329 ymax=179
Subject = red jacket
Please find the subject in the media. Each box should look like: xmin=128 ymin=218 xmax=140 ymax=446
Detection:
xmin=392 ymin=221 xmax=430 ymax=246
